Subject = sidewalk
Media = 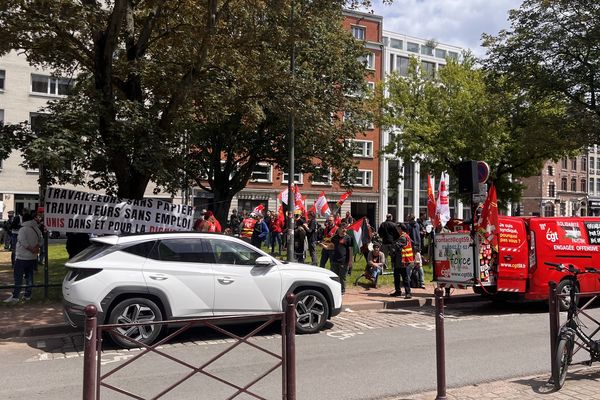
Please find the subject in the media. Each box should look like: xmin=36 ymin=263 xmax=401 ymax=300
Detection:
xmin=396 ymin=365 xmax=600 ymax=400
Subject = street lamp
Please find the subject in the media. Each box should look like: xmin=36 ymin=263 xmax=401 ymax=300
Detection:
xmin=286 ymin=0 xmax=296 ymax=262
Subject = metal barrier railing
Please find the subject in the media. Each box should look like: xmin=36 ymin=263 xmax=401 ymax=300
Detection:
xmin=83 ymin=293 xmax=297 ymax=400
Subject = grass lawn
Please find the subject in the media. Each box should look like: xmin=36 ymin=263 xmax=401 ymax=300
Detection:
xmin=0 ymin=243 xmax=68 ymax=304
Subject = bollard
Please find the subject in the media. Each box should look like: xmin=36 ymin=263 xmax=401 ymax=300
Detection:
xmin=434 ymin=287 xmax=447 ymax=400
xmin=548 ymin=281 xmax=559 ymax=384
xmin=82 ymin=305 xmax=98 ymax=400
xmin=285 ymin=293 xmax=296 ymax=400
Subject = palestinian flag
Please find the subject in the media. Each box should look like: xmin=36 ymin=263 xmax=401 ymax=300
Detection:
xmin=347 ymin=217 xmax=370 ymax=253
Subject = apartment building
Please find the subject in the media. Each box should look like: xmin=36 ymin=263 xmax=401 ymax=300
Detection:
xmin=0 ymin=50 xmax=172 ymax=217
xmin=520 ymin=155 xmax=590 ymax=217
xmin=379 ymin=31 xmax=465 ymax=222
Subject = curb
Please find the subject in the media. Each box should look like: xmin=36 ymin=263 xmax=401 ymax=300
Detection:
xmin=0 ymin=323 xmax=79 ymax=340
xmin=343 ymin=294 xmax=484 ymax=312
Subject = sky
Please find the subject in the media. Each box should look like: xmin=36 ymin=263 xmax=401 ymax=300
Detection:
xmin=365 ymin=0 xmax=524 ymax=57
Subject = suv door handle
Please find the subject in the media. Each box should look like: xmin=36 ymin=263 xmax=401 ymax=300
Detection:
xmin=149 ymin=274 xmax=168 ymax=281
xmin=218 ymin=277 xmax=235 ymax=285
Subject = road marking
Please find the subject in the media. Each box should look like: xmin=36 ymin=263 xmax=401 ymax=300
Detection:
xmin=101 ymin=352 xmax=136 ymax=366
xmin=326 ymin=330 xmax=365 ymax=340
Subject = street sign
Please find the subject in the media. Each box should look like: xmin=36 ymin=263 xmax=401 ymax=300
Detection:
xmin=477 ymin=161 xmax=490 ymax=183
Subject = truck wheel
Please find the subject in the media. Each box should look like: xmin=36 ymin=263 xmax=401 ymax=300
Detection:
xmin=556 ymin=280 xmax=577 ymax=312
xmin=294 ymin=290 xmax=329 ymax=334
xmin=108 ymin=297 xmax=163 ymax=349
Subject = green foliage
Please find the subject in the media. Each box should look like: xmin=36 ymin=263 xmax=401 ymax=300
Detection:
xmin=482 ymin=0 xmax=600 ymax=145
xmin=379 ymin=54 xmax=585 ymax=205
xmin=0 ymin=0 xmax=377 ymax=209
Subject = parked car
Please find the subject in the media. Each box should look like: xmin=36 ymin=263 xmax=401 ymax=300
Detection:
xmin=63 ymin=232 xmax=342 ymax=348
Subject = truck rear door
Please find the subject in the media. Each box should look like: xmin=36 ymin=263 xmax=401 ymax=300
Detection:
xmin=496 ymin=217 xmax=528 ymax=293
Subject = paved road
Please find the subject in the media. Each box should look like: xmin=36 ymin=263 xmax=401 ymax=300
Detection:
xmin=2 ymin=301 xmax=597 ymax=399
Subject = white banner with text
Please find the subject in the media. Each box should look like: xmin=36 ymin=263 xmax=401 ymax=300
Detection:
xmin=44 ymin=188 xmax=193 ymax=235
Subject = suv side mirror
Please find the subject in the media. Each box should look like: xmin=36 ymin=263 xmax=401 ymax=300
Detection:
xmin=255 ymin=255 xmax=275 ymax=267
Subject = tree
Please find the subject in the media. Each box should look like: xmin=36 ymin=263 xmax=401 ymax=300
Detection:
xmin=379 ymin=55 xmax=585 ymax=205
xmin=165 ymin=1 xmax=372 ymax=223
xmin=0 ymin=0 xmax=380 ymax=215
xmin=482 ymin=0 xmax=600 ymax=144
xmin=0 ymin=0 xmax=233 ymax=198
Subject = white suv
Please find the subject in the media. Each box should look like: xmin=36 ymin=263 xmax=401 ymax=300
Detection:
xmin=63 ymin=232 xmax=342 ymax=348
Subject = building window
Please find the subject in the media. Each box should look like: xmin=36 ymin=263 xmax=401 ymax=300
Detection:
xmin=407 ymin=42 xmax=419 ymax=53
xmin=389 ymin=54 xmax=395 ymax=72
xmin=561 ymin=177 xmax=567 ymax=191
xmin=352 ymin=170 xmax=373 ymax=187
xmin=544 ymin=203 xmax=554 ymax=217
xmin=571 ymin=158 xmax=577 ymax=170
xmin=590 ymin=178 xmax=595 ymax=194
xmin=351 ymin=26 xmax=366 ymax=40
xmin=597 ymin=178 xmax=600 ymax=194
xmin=282 ymin=172 xmax=303 ymax=184
xmin=548 ymin=182 xmax=556 ymax=197
xmin=367 ymin=82 xmax=375 ymax=93
xmin=571 ymin=178 xmax=577 ymax=191
xmin=547 ymin=165 xmax=554 ymax=176
xmin=448 ymin=51 xmax=459 ymax=60
xmin=421 ymin=61 xmax=435 ymax=78
xmin=31 ymin=74 xmax=73 ymax=96
xmin=0 ymin=70 xmax=4 ymax=90
xmin=435 ymin=48 xmax=447 ymax=59
xmin=581 ymin=157 xmax=587 ymax=171
xmin=0 ymin=109 xmax=3 ymax=124
xmin=561 ymin=159 xmax=568 ymax=169
xmin=389 ymin=38 xmax=402 ymax=49
xmin=311 ymin=170 xmax=332 ymax=186
xmin=249 ymin=163 xmax=272 ymax=183
xmin=421 ymin=45 xmax=434 ymax=56
xmin=581 ymin=179 xmax=587 ymax=192
xmin=398 ymin=56 xmax=409 ymax=77
xmin=596 ymin=157 xmax=600 ymax=171
xmin=349 ymin=140 xmax=373 ymax=158
xmin=365 ymin=52 xmax=375 ymax=70
xmin=591 ymin=157 xmax=595 ymax=174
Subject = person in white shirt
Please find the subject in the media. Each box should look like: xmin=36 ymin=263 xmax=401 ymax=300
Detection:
xmin=4 ymin=212 xmax=42 ymax=303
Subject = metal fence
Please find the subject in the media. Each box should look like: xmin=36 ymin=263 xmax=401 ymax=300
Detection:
xmin=82 ymin=294 xmax=297 ymax=400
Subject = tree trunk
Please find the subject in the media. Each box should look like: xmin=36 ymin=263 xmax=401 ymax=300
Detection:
xmin=212 ymin=187 xmax=233 ymax=230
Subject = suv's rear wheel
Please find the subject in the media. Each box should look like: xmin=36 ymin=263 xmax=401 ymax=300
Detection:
xmin=108 ymin=297 xmax=163 ymax=348
xmin=294 ymin=290 xmax=329 ymax=334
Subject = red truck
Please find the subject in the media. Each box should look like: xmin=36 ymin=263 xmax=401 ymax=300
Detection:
xmin=433 ymin=216 xmax=600 ymax=309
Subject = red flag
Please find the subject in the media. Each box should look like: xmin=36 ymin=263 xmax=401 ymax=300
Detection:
xmin=336 ymin=190 xmax=352 ymax=208
xmin=277 ymin=205 xmax=285 ymax=226
xmin=427 ymin=175 xmax=436 ymax=222
xmin=478 ymin=184 xmax=499 ymax=251
xmin=314 ymin=191 xmax=331 ymax=217
xmin=251 ymin=203 xmax=265 ymax=216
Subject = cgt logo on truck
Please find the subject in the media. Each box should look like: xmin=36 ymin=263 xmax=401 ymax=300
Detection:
xmin=546 ymin=228 xmax=559 ymax=243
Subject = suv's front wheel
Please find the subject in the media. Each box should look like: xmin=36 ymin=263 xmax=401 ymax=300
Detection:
xmin=108 ymin=297 xmax=163 ymax=348
xmin=294 ymin=290 xmax=329 ymax=334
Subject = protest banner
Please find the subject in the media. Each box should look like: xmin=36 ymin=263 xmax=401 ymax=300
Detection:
xmin=44 ymin=187 xmax=194 ymax=235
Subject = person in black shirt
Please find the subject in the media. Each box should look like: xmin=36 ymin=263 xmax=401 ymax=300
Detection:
xmin=306 ymin=211 xmax=318 ymax=265
xmin=331 ymin=222 xmax=353 ymax=294
xmin=378 ymin=214 xmax=400 ymax=268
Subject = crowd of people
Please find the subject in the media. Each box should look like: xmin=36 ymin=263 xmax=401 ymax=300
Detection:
xmin=198 ymin=207 xmax=432 ymax=297
xmin=1 ymin=204 xmax=431 ymax=303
